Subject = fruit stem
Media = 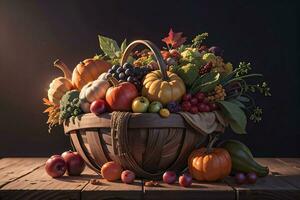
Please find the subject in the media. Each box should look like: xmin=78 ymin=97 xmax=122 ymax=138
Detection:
xmin=53 ymin=59 xmax=72 ymax=80
xmin=207 ymin=134 xmax=219 ymax=153
xmin=107 ymin=76 xmax=119 ymax=87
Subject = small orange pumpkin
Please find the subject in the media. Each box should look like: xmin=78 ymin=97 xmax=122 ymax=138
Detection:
xmin=48 ymin=60 xmax=73 ymax=105
xmin=188 ymin=147 xmax=231 ymax=182
xmin=72 ymin=56 xmax=111 ymax=90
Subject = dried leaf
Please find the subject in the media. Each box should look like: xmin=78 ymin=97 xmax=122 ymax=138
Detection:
xmin=162 ymin=29 xmax=187 ymax=48
xmin=43 ymin=98 xmax=52 ymax=106
xmin=43 ymin=107 xmax=53 ymax=113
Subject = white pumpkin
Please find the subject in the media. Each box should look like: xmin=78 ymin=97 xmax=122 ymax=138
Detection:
xmin=79 ymin=73 xmax=110 ymax=113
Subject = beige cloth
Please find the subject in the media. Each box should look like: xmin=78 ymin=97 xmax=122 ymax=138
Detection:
xmin=178 ymin=111 xmax=227 ymax=134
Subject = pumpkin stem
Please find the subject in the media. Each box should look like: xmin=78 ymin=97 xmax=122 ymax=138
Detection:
xmin=207 ymin=134 xmax=219 ymax=153
xmin=53 ymin=59 xmax=72 ymax=80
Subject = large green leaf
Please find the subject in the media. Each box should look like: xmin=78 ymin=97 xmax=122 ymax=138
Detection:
xmin=120 ymin=39 xmax=127 ymax=53
xmin=98 ymin=35 xmax=120 ymax=59
xmin=217 ymin=100 xmax=247 ymax=134
xmin=228 ymin=99 xmax=246 ymax=109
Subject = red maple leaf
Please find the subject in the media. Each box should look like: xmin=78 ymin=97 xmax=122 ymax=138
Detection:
xmin=162 ymin=29 xmax=187 ymax=48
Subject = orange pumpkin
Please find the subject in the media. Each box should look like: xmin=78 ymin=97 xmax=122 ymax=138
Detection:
xmin=188 ymin=147 xmax=231 ymax=182
xmin=48 ymin=60 xmax=73 ymax=105
xmin=72 ymin=56 xmax=111 ymax=90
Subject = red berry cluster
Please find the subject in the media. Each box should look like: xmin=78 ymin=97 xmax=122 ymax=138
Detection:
xmin=199 ymin=62 xmax=213 ymax=75
xmin=181 ymin=92 xmax=218 ymax=114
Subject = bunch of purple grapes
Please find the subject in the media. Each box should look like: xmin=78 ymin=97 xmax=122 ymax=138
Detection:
xmin=166 ymin=101 xmax=181 ymax=113
xmin=107 ymin=63 xmax=151 ymax=90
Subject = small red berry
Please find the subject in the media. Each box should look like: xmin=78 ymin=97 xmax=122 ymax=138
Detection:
xmin=182 ymin=94 xmax=192 ymax=101
xmin=203 ymin=98 xmax=209 ymax=104
xmin=190 ymin=106 xmax=198 ymax=114
xmin=195 ymin=92 xmax=206 ymax=102
xmin=190 ymin=97 xmax=198 ymax=105
xmin=209 ymin=103 xmax=219 ymax=111
xmin=181 ymin=101 xmax=192 ymax=112
xmin=204 ymin=105 xmax=211 ymax=112
xmin=198 ymin=103 xmax=207 ymax=112
xmin=247 ymin=172 xmax=257 ymax=184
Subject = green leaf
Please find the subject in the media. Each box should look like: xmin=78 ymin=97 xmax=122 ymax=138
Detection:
xmin=217 ymin=101 xmax=247 ymax=134
xmin=200 ymin=73 xmax=220 ymax=93
xmin=228 ymin=99 xmax=246 ymax=109
xmin=190 ymin=72 xmax=220 ymax=94
xmin=98 ymin=35 xmax=120 ymax=59
xmin=120 ymin=39 xmax=127 ymax=53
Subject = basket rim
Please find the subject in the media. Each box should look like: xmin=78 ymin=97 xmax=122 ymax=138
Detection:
xmin=63 ymin=112 xmax=189 ymax=134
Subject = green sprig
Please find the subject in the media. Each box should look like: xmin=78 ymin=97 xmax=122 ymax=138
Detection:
xmin=235 ymin=62 xmax=252 ymax=77
xmin=246 ymin=82 xmax=271 ymax=96
xmin=191 ymin=33 xmax=208 ymax=48
xmin=250 ymin=106 xmax=263 ymax=122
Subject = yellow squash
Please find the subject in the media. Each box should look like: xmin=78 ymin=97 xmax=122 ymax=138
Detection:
xmin=48 ymin=60 xmax=73 ymax=105
xmin=142 ymin=70 xmax=186 ymax=105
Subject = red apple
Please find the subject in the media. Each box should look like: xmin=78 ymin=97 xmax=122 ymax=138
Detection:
xmin=45 ymin=155 xmax=66 ymax=178
xmin=90 ymin=99 xmax=107 ymax=115
xmin=163 ymin=171 xmax=177 ymax=184
xmin=106 ymin=81 xmax=138 ymax=111
xmin=101 ymin=161 xmax=123 ymax=181
xmin=179 ymin=173 xmax=192 ymax=187
xmin=121 ymin=170 xmax=136 ymax=184
xmin=61 ymin=150 xmax=85 ymax=176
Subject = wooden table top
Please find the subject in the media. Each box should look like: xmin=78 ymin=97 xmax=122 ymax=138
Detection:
xmin=0 ymin=158 xmax=299 ymax=200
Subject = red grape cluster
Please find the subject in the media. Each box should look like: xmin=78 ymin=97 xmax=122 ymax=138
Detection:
xmin=199 ymin=62 xmax=213 ymax=75
xmin=107 ymin=63 xmax=151 ymax=90
xmin=181 ymin=92 xmax=219 ymax=114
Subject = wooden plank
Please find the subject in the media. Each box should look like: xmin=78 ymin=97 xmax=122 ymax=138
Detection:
xmin=278 ymin=158 xmax=300 ymax=168
xmin=0 ymin=158 xmax=45 ymax=188
xmin=81 ymin=179 xmax=143 ymax=200
xmin=143 ymin=180 xmax=235 ymax=200
xmin=225 ymin=158 xmax=300 ymax=200
xmin=257 ymin=158 xmax=300 ymax=189
xmin=0 ymin=162 xmax=99 ymax=200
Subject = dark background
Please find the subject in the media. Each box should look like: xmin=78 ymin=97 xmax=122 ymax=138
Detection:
xmin=0 ymin=0 xmax=299 ymax=157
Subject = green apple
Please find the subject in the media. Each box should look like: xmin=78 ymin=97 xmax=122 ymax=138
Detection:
xmin=148 ymin=101 xmax=163 ymax=113
xmin=132 ymin=96 xmax=150 ymax=113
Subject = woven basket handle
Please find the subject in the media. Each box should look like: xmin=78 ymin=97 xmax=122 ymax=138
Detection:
xmin=121 ymin=40 xmax=168 ymax=81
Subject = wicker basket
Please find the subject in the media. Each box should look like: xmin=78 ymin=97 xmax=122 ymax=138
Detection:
xmin=63 ymin=40 xmax=220 ymax=179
